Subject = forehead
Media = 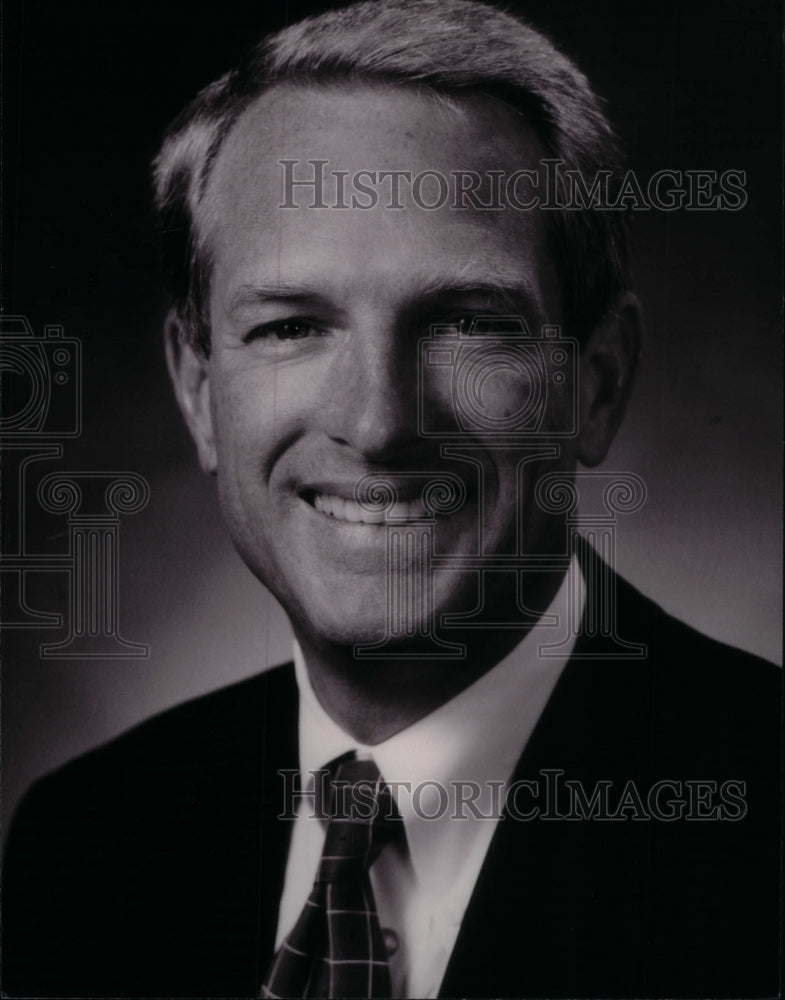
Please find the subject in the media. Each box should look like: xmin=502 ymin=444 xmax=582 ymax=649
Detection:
xmin=202 ymin=81 xmax=559 ymax=317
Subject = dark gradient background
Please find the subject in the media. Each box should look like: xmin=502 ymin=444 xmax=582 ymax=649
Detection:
xmin=2 ymin=0 xmax=781 ymax=833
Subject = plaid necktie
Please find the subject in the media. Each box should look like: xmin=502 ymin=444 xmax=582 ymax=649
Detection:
xmin=260 ymin=755 xmax=400 ymax=999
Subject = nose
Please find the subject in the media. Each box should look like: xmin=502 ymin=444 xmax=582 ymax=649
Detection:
xmin=319 ymin=320 xmax=421 ymax=462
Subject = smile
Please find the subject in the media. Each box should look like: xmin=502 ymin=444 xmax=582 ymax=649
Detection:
xmin=310 ymin=491 xmax=428 ymax=524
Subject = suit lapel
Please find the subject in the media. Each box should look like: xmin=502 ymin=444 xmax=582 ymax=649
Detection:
xmin=439 ymin=564 xmax=658 ymax=996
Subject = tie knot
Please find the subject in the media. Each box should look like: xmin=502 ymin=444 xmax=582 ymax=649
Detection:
xmin=317 ymin=756 xmax=400 ymax=883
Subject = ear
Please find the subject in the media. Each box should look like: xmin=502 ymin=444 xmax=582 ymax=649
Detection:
xmin=577 ymin=292 xmax=643 ymax=467
xmin=164 ymin=311 xmax=217 ymax=475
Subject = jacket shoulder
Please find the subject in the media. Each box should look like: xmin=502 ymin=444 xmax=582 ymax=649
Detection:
xmin=615 ymin=570 xmax=780 ymax=699
xmin=2 ymin=663 xmax=298 ymax=997
xmin=33 ymin=660 xmax=296 ymax=791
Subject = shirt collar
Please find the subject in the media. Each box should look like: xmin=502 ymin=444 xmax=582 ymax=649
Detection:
xmin=294 ymin=555 xmax=584 ymax=894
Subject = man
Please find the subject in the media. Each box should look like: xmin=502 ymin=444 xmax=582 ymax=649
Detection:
xmin=3 ymin=1 xmax=779 ymax=997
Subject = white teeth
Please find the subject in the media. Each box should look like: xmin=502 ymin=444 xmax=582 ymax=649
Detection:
xmin=390 ymin=498 xmax=427 ymax=520
xmin=311 ymin=493 xmax=426 ymax=523
xmin=343 ymin=501 xmax=362 ymax=523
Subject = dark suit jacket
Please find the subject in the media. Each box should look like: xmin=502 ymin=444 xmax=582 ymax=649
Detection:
xmin=3 ymin=568 xmax=780 ymax=998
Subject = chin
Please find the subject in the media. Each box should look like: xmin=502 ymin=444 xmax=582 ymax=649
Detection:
xmin=290 ymin=572 xmax=480 ymax=654
xmin=294 ymin=596 xmax=399 ymax=650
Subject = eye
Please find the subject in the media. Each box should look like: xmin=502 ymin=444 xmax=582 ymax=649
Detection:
xmin=438 ymin=314 xmax=529 ymax=337
xmin=436 ymin=314 xmax=473 ymax=335
xmin=244 ymin=319 xmax=327 ymax=343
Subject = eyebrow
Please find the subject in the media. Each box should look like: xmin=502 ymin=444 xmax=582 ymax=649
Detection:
xmin=226 ymin=278 xmax=544 ymax=321
xmin=227 ymin=284 xmax=337 ymax=315
xmin=417 ymin=280 xmax=543 ymax=314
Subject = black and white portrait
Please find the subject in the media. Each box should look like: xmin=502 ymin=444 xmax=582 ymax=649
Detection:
xmin=2 ymin=1 xmax=780 ymax=997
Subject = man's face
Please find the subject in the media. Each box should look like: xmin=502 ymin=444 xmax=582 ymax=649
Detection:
xmin=189 ymin=82 xmax=578 ymax=647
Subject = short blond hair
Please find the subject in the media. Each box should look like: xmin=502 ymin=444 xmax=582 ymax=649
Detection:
xmin=153 ymin=0 xmax=630 ymax=353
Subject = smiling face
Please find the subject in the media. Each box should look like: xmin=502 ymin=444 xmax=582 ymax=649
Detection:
xmin=170 ymin=82 xmax=586 ymax=651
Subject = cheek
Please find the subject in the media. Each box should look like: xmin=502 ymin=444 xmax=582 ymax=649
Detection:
xmin=208 ymin=364 xmax=315 ymax=527
xmin=215 ymin=357 xmax=325 ymax=434
xmin=209 ymin=376 xmax=274 ymax=503
xmin=210 ymin=364 xmax=279 ymax=447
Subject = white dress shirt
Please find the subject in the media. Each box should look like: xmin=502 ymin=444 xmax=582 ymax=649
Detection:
xmin=275 ymin=557 xmax=585 ymax=998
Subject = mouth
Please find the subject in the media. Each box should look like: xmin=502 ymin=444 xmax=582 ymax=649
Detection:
xmin=303 ymin=489 xmax=428 ymax=524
